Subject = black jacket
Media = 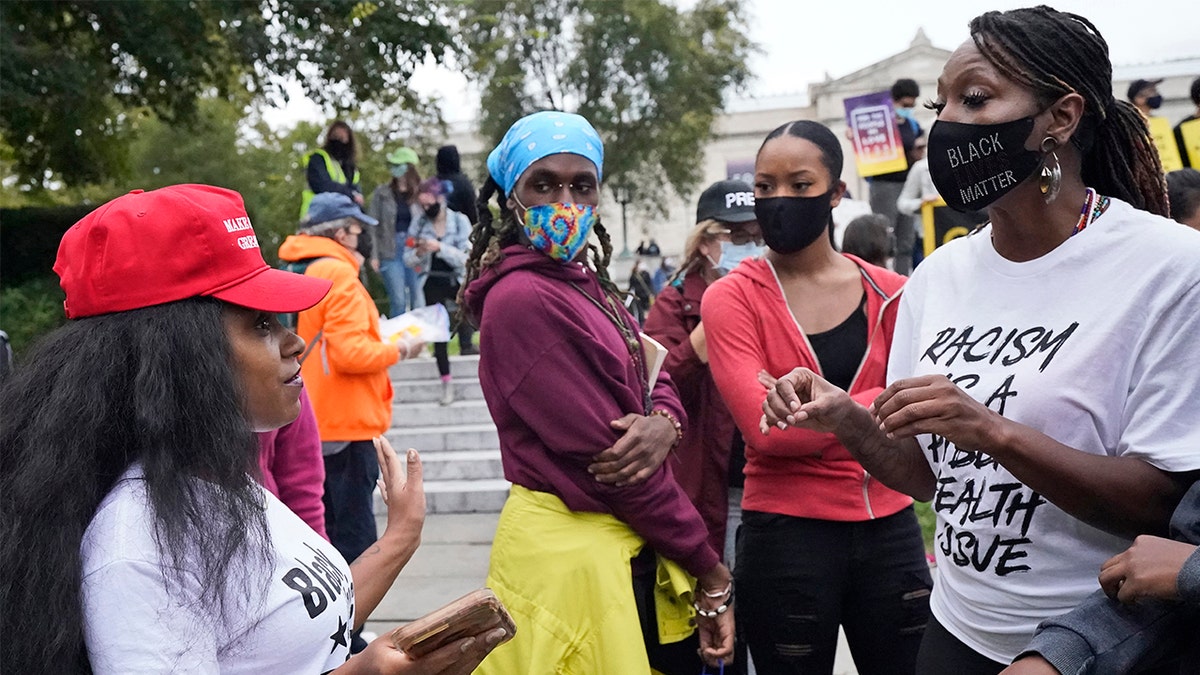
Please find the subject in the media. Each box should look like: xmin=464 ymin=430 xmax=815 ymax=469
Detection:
xmin=436 ymin=146 xmax=479 ymax=225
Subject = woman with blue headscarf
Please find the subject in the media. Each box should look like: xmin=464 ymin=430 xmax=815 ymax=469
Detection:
xmin=461 ymin=111 xmax=735 ymax=672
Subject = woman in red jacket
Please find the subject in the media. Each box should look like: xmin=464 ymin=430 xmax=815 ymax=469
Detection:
xmin=703 ymin=120 xmax=931 ymax=675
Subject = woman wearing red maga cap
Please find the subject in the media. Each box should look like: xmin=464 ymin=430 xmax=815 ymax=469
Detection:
xmin=0 ymin=184 xmax=507 ymax=674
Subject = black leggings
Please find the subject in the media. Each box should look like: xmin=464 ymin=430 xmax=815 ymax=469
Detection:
xmin=422 ymin=282 xmax=472 ymax=377
xmin=915 ymin=615 xmax=1006 ymax=675
xmin=735 ymin=507 xmax=932 ymax=675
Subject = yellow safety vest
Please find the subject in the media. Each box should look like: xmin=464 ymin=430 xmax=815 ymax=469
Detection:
xmin=299 ymin=149 xmax=362 ymax=219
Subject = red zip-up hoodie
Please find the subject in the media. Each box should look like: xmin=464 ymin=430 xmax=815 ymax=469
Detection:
xmin=702 ymin=255 xmax=913 ymax=521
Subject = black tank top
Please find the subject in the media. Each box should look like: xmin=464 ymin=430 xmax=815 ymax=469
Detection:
xmin=806 ymin=292 xmax=868 ymax=392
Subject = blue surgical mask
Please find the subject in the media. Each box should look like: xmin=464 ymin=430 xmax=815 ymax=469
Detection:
xmin=711 ymin=241 xmax=763 ymax=274
xmin=390 ymin=163 xmax=411 ymax=179
xmin=896 ymin=107 xmax=916 ymax=122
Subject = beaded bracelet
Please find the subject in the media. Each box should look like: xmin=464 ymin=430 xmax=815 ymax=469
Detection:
xmin=701 ymin=582 xmax=732 ymax=599
xmin=650 ymin=409 xmax=683 ymax=448
xmin=693 ymin=589 xmax=734 ymax=618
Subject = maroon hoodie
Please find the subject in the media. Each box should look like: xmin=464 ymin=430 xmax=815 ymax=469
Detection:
xmin=463 ymin=245 xmax=719 ymax=578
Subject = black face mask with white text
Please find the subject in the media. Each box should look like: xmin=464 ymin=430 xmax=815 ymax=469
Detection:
xmin=927 ymin=116 xmax=1041 ymax=212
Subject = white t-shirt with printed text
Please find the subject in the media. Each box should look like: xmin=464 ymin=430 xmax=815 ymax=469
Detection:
xmin=889 ymin=198 xmax=1200 ymax=662
xmin=81 ymin=464 xmax=355 ymax=674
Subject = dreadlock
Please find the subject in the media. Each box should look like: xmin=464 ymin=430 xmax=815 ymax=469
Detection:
xmin=458 ymin=174 xmax=622 ymax=326
xmin=969 ymin=6 xmax=1168 ymax=216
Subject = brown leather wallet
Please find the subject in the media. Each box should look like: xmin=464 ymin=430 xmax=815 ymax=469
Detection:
xmin=389 ymin=588 xmax=517 ymax=659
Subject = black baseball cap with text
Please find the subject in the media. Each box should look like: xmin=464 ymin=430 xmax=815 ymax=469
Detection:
xmin=696 ymin=179 xmax=756 ymax=224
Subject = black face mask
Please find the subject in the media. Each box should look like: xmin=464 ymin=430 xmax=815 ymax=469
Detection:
xmin=424 ymin=203 xmax=441 ymax=219
xmin=926 ymin=116 xmax=1041 ymax=212
xmin=1146 ymin=94 xmax=1163 ymax=110
xmin=326 ymin=139 xmax=351 ymax=160
xmin=755 ymin=193 xmax=833 ymax=254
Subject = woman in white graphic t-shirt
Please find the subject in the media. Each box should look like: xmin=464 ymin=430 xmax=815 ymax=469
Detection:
xmin=0 ymin=185 xmax=507 ymax=674
xmin=758 ymin=7 xmax=1200 ymax=675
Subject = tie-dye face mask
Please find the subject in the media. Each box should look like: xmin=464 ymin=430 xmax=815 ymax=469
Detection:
xmin=520 ymin=202 xmax=597 ymax=263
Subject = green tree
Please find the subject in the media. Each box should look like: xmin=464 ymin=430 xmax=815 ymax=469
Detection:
xmin=0 ymin=0 xmax=452 ymax=188
xmin=455 ymin=0 xmax=755 ymax=210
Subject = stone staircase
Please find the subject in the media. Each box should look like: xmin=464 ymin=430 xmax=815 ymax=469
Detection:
xmin=382 ymin=354 xmax=510 ymax=514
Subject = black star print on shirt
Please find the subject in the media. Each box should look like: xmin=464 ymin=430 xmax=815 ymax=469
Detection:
xmin=329 ymin=615 xmax=349 ymax=653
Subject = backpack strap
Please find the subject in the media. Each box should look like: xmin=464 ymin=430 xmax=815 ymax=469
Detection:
xmin=284 ymin=256 xmax=334 ymax=365
xmin=298 ymin=328 xmax=323 ymax=366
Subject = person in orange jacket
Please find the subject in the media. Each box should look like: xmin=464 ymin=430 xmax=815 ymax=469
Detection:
xmin=278 ymin=193 xmax=424 ymax=594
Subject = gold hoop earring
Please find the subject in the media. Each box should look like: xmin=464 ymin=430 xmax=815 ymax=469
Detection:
xmin=1039 ymin=137 xmax=1061 ymax=204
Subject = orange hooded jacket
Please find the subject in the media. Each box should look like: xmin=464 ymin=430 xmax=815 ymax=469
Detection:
xmin=278 ymin=234 xmax=397 ymax=441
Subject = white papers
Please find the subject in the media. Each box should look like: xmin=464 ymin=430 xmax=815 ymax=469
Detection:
xmin=640 ymin=332 xmax=667 ymax=390
xmin=379 ymin=304 xmax=451 ymax=344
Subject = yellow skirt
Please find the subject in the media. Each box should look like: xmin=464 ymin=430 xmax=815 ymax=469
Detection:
xmin=475 ymin=485 xmax=697 ymax=674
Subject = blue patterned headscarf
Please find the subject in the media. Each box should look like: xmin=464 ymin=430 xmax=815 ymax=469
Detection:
xmin=486 ymin=111 xmax=605 ymax=196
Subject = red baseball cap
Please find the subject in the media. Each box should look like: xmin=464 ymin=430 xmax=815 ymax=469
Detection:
xmin=55 ymin=184 xmax=332 ymax=319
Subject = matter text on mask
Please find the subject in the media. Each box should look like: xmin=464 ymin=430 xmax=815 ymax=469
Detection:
xmin=958 ymin=170 xmax=1017 ymax=203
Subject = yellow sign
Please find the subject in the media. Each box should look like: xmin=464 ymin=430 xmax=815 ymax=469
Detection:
xmin=1147 ymin=116 xmax=1183 ymax=172
xmin=1178 ymin=118 xmax=1200 ymax=168
xmin=921 ymin=198 xmax=986 ymax=256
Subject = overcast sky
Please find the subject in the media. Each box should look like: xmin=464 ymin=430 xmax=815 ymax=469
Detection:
xmin=264 ymin=0 xmax=1200 ymax=129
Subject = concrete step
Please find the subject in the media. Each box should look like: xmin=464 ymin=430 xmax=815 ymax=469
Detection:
xmin=385 ymin=355 xmax=499 ymax=514
xmin=375 ymin=479 xmax=510 ymax=515
xmin=392 ymin=399 xmax=493 ymax=428
xmin=385 ymin=423 xmax=499 ymax=453
xmin=389 ymin=354 xmax=481 ymax=381
xmin=391 ymin=378 xmax=484 ymax=404
xmin=417 ymin=449 xmax=503 ymax=482
xmin=425 ymin=479 xmax=511 ymax=514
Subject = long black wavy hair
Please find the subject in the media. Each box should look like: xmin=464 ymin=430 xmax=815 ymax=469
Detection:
xmin=0 ymin=298 xmax=271 ymax=672
xmin=458 ymin=174 xmax=621 ymax=325
xmin=969 ymin=6 xmax=1167 ymax=216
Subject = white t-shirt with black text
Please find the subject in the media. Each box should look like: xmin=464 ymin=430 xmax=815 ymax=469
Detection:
xmin=889 ymin=197 xmax=1200 ymax=662
xmin=81 ymin=464 xmax=355 ymax=674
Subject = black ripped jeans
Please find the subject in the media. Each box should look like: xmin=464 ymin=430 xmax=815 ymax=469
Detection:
xmin=735 ymin=507 xmax=932 ymax=675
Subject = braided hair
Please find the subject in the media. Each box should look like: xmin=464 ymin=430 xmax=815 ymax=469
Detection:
xmin=969 ymin=6 xmax=1167 ymax=216
xmin=458 ymin=175 xmax=622 ymax=326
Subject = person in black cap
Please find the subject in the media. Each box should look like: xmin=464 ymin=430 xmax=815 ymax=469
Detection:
xmin=1128 ymin=78 xmax=1165 ymax=118
xmin=642 ymin=178 xmax=764 ymax=674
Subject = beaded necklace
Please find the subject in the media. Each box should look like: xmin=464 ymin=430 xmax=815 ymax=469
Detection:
xmin=984 ymin=187 xmax=1110 ymax=242
xmin=1071 ymin=187 xmax=1109 ymax=237
xmin=567 ymin=278 xmax=653 ymax=414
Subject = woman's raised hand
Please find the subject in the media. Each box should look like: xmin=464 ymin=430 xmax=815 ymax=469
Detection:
xmin=374 ymin=437 xmax=426 ymax=550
